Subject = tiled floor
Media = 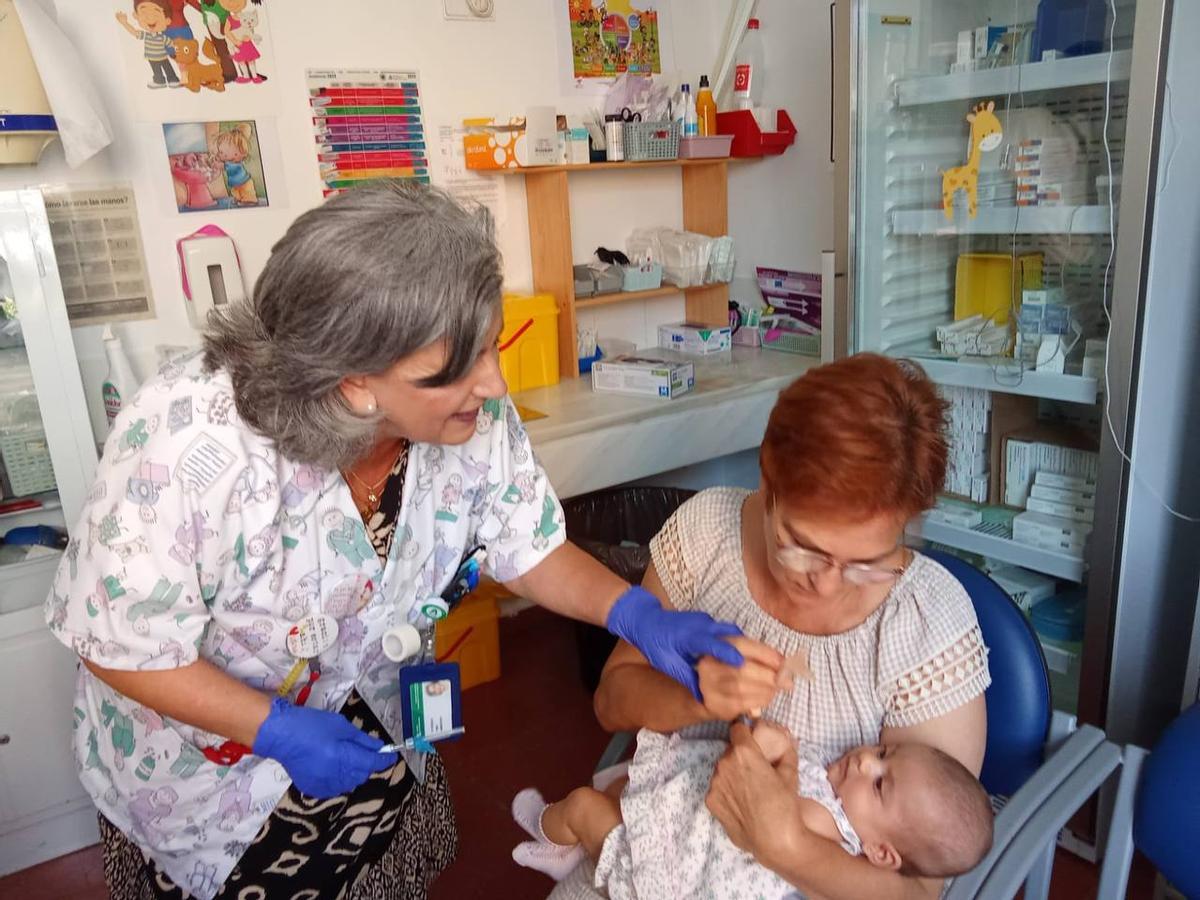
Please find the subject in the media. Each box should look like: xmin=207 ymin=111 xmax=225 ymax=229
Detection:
xmin=0 ymin=609 xmax=1156 ymax=900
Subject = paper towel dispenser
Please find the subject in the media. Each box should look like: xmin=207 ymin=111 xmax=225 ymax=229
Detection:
xmin=0 ymin=0 xmax=57 ymax=166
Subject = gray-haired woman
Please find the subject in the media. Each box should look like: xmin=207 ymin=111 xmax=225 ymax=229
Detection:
xmin=47 ymin=182 xmax=753 ymax=899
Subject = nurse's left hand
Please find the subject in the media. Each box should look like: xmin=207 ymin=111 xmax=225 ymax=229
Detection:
xmin=606 ymin=585 xmax=745 ymax=699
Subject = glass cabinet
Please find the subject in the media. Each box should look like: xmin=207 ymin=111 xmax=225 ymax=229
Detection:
xmin=0 ymin=190 xmax=100 ymax=871
xmin=0 ymin=190 xmax=97 ymax=616
xmin=840 ymin=0 xmax=1147 ymax=718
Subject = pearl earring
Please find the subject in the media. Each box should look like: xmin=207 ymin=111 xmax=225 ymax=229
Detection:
xmin=365 ymin=400 xmax=376 ymax=414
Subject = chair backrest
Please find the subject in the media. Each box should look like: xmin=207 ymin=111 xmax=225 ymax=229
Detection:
xmin=924 ymin=550 xmax=1053 ymax=797
xmin=1133 ymin=703 xmax=1200 ymax=898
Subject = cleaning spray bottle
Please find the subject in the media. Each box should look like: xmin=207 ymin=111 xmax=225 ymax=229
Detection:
xmin=101 ymin=325 xmax=139 ymax=430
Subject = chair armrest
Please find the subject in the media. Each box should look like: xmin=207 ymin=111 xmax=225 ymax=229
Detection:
xmin=945 ymin=725 xmax=1107 ymax=900
xmin=1095 ymin=744 xmax=1148 ymax=900
xmin=971 ymin=739 xmax=1123 ymax=900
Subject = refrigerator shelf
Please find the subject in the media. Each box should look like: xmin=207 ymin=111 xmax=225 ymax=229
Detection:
xmin=909 ymin=516 xmax=1086 ymax=582
xmin=892 ymin=205 xmax=1111 ymax=236
xmin=895 ymin=51 xmax=1132 ymax=107
xmin=913 ymin=358 xmax=1100 ymax=404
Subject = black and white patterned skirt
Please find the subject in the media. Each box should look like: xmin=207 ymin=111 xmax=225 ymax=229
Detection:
xmin=99 ymin=691 xmax=458 ymax=900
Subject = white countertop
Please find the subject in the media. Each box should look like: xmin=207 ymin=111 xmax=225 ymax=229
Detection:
xmin=514 ymin=347 xmax=817 ymax=498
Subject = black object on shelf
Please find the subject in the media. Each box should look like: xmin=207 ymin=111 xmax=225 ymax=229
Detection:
xmin=564 ymin=486 xmax=696 ymax=692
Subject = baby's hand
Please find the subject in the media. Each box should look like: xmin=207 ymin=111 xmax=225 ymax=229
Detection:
xmin=750 ymin=721 xmax=793 ymax=765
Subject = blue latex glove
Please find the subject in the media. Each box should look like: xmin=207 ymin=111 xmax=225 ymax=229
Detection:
xmin=606 ymin=586 xmax=745 ymax=700
xmin=252 ymin=697 xmax=398 ymax=798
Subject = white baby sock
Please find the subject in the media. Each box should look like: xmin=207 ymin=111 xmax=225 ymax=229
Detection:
xmin=512 ymin=839 xmax=585 ymax=881
xmin=512 ymin=787 xmax=549 ymax=840
xmin=511 ymin=788 xmax=584 ymax=881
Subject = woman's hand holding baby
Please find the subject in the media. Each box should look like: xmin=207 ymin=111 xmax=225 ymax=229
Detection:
xmin=708 ymin=721 xmax=806 ymax=870
xmin=697 ymin=636 xmax=786 ymax=721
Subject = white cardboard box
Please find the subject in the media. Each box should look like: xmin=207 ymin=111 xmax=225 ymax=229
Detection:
xmin=989 ymin=564 xmax=1058 ymax=613
xmin=1012 ymin=511 xmax=1091 ymax=554
xmin=658 ymin=322 xmax=733 ymax=356
xmin=591 ymin=353 xmax=695 ymax=399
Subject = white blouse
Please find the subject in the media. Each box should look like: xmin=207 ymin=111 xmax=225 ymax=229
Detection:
xmin=650 ymin=487 xmax=991 ymax=755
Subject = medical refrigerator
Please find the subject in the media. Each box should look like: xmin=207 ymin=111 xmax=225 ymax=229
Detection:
xmin=0 ymin=189 xmax=101 ymax=872
xmin=831 ymin=0 xmax=1200 ymax=844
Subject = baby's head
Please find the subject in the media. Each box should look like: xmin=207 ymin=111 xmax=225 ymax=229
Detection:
xmin=827 ymin=742 xmax=993 ymax=878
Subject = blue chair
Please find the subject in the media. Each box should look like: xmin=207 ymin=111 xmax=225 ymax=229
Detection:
xmin=923 ymin=550 xmax=1054 ymax=798
xmin=1095 ymin=703 xmax=1200 ymax=899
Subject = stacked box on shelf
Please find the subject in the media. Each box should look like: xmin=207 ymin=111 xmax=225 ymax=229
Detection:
xmin=1007 ymin=454 xmax=1098 ymax=556
xmin=1015 ymin=137 xmax=1091 ymax=207
xmin=940 ymin=385 xmax=991 ymax=503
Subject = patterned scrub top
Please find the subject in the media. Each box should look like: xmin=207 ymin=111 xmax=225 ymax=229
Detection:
xmin=45 ymin=352 xmax=566 ymax=900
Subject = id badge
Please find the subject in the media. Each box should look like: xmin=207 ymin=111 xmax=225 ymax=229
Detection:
xmin=399 ymin=662 xmax=464 ymax=750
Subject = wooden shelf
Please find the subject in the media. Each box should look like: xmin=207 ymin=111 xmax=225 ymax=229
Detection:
xmin=576 ymin=285 xmax=682 ymax=310
xmin=489 ymin=158 xmax=741 ymax=176
xmin=517 ymin=158 xmax=739 ymax=377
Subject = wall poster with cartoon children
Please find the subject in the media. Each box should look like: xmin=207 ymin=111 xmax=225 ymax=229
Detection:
xmin=115 ymin=0 xmax=276 ymax=120
xmin=163 ymin=120 xmax=269 ymax=212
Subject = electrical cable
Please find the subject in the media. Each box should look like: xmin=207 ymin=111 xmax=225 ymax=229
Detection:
xmin=1098 ymin=0 xmax=1199 ymax=523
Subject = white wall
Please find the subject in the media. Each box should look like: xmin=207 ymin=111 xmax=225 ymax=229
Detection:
xmin=2 ymin=0 xmax=831 ymax=444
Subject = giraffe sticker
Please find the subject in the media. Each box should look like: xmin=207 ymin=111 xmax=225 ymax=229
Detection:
xmin=942 ymin=100 xmax=1003 ymax=221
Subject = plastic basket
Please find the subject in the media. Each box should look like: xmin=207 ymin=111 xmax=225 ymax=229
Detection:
xmin=624 ymin=120 xmax=679 ymax=161
xmin=0 ymin=425 xmax=56 ymax=496
xmin=621 ymin=262 xmax=663 ymax=292
xmin=760 ymin=316 xmax=821 ymax=356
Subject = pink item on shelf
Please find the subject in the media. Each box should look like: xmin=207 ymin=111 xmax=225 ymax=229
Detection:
xmin=677 ymin=135 xmax=733 ymax=159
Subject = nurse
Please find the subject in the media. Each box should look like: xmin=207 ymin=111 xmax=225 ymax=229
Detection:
xmin=47 ymin=182 xmax=747 ymax=900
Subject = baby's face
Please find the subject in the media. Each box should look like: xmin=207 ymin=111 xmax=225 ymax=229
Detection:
xmin=826 ymin=743 xmax=936 ymax=854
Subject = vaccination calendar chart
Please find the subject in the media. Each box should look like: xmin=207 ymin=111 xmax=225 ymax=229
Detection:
xmin=306 ymin=69 xmax=430 ymax=197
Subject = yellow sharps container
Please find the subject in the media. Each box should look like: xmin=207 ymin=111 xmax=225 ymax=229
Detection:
xmin=498 ymin=293 xmax=559 ymax=392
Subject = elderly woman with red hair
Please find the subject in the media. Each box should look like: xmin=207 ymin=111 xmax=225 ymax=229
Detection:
xmin=559 ymin=354 xmax=990 ymax=900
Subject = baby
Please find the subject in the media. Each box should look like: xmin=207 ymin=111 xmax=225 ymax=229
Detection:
xmin=512 ymin=722 xmax=993 ymax=899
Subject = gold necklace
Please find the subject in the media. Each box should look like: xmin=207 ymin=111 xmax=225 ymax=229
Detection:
xmin=343 ymin=442 xmax=408 ymax=518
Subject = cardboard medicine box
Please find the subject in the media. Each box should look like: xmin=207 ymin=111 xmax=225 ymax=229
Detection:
xmin=591 ymin=353 xmax=695 ymax=399
xmin=658 ymin=322 xmax=732 ymax=356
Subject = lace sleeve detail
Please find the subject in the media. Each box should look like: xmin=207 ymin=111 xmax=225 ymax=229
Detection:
xmin=884 ymin=625 xmax=991 ymax=728
xmin=648 ymin=509 xmax=697 ymax=610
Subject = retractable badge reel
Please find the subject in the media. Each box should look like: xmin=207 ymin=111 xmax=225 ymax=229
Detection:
xmin=380 ymin=548 xmax=485 ymax=752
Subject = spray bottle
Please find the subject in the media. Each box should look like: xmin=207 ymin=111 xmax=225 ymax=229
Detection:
xmin=101 ymin=326 xmax=139 ymax=430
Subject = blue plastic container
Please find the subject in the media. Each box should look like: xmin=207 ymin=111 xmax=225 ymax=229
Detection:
xmin=1030 ymin=0 xmax=1108 ymax=62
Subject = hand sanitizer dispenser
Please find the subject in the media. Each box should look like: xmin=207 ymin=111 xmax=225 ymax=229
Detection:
xmin=177 ymin=225 xmax=246 ymax=329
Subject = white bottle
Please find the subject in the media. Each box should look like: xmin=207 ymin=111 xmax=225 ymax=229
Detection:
xmin=101 ymin=325 xmax=139 ymax=430
xmin=682 ymin=83 xmax=698 ymax=137
xmin=733 ymin=17 xmax=765 ymax=111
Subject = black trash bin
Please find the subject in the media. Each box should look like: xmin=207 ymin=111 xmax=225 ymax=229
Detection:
xmin=563 ymin=486 xmax=696 ymax=691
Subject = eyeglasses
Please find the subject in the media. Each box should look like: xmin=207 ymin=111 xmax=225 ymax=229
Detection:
xmin=773 ymin=543 xmax=906 ymax=585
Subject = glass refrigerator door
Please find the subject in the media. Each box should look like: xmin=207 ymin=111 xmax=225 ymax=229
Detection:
xmin=850 ymin=1 xmax=1140 ymax=714
xmin=0 ymin=191 xmax=97 ymax=617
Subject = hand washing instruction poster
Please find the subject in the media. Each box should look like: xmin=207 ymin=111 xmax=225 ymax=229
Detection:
xmin=306 ymin=69 xmax=429 ymax=198
xmin=40 ymin=184 xmax=155 ymax=325
xmin=567 ymin=0 xmax=661 ymax=78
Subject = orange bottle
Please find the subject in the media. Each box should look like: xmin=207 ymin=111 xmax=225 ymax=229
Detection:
xmin=696 ymin=74 xmax=718 ymax=137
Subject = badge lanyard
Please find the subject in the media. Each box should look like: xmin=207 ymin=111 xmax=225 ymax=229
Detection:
xmin=378 ymin=546 xmax=484 ymax=754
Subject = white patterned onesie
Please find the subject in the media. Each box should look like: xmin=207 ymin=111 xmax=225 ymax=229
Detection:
xmin=593 ymin=729 xmax=861 ymax=900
